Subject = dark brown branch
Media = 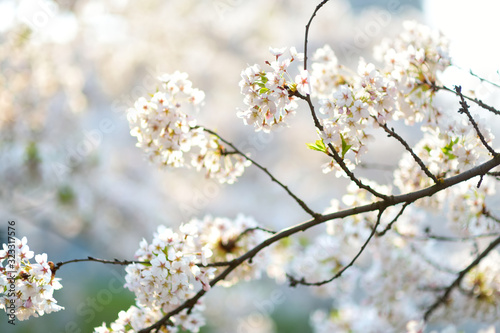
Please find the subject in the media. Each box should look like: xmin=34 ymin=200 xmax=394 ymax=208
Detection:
xmin=53 ymin=256 xmax=148 ymax=275
xmin=454 ymin=85 xmax=498 ymax=157
xmin=376 ymin=119 xmax=439 ymax=183
xmin=423 ymin=235 xmax=500 ymax=322
xmin=287 ymin=207 xmax=385 ymax=287
xmin=325 ymin=140 xmax=391 ymax=200
xmin=303 ymin=0 xmax=331 ymax=71
xmin=139 ymin=153 xmax=500 ymax=333
xmin=200 ymin=126 xmax=320 ymax=219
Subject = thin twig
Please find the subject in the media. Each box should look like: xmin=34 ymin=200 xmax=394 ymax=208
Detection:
xmin=436 ymin=84 xmax=500 ymax=116
xmin=468 ymin=69 xmax=500 ymax=89
xmin=287 ymin=207 xmax=385 ymax=287
xmin=53 ymin=256 xmax=148 ymax=275
xmin=377 ymin=201 xmax=412 ymax=237
xmin=423 ymin=235 xmax=500 ymax=322
xmin=233 ymin=226 xmax=276 ymax=244
xmin=376 ymin=119 xmax=439 ymax=183
xmin=303 ymin=0 xmax=331 ymax=71
xmin=454 ymin=85 xmax=498 ymax=157
xmin=403 ymin=231 xmax=500 ymax=242
xmin=410 ymin=244 xmax=458 ymax=274
xmin=200 ymin=126 xmax=320 ymax=219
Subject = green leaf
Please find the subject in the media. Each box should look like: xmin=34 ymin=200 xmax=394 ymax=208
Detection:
xmin=441 ymin=137 xmax=459 ymax=160
xmin=306 ymin=139 xmax=327 ymax=154
xmin=259 ymin=87 xmax=270 ymax=94
xmin=340 ymin=133 xmax=352 ymax=159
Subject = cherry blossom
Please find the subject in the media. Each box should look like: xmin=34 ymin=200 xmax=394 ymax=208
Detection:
xmin=0 ymin=237 xmax=64 ymax=321
xmin=128 ymin=72 xmax=249 ymax=183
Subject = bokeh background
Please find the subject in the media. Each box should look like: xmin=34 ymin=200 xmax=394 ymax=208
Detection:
xmin=1 ymin=0 xmax=499 ymax=332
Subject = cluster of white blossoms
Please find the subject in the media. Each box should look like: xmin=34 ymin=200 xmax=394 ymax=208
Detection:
xmin=309 ymin=44 xmax=343 ymax=98
xmin=374 ymin=20 xmax=451 ymax=125
xmin=128 ymin=71 xmax=249 ymax=183
xmin=96 ymin=214 xmax=268 ymax=332
xmin=97 ymin=223 xmax=214 ymax=332
xmin=0 ymin=237 xmax=63 ymax=321
xmin=237 ymin=46 xmax=310 ymax=132
xmin=305 ymin=21 xmax=452 ymax=176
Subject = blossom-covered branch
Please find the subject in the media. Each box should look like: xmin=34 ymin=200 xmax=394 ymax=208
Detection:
xmin=138 ymin=153 xmax=500 ymax=332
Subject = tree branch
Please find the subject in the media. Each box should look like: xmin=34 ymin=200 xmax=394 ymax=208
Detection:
xmin=287 ymin=207 xmax=385 ymax=287
xmin=291 ymin=90 xmax=390 ymax=200
xmin=139 ymin=154 xmax=500 ymax=333
xmin=376 ymin=119 xmax=439 ymax=183
xmin=53 ymin=256 xmax=148 ymax=275
xmin=376 ymin=201 xmax=412 ymax=237
xmin=468 ymin=68 xmax=500 ymax=89
xmin=303 ymin=0 xmax=331 ymax=71
xmin=454 ymin=85 xmax=498 ymax=157
xmin=423 ymin=235 xmax=500 ymax=322
xmin=407 ymin=232 xmax=500 ymax=242
xmin=436 ymin=84 xmax=500 ymax=116
xmin=200 ymin=126 xmax=320 ymax=218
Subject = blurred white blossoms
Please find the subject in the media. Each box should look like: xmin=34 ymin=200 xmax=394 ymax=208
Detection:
xmin=237 ymin=46 xmax=308 ymax=132
xmin=97 ymin=214 xmax=268 ymax=332
xmin=439 ymin=250 xmax=500 ymax=325
xmin=128 ymin=71 xmax=250 ymax=183
xmin=187 ymin=214 xmax=269 ymax=286
xmin=0 ymin=237 xmax=64 ymax=321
